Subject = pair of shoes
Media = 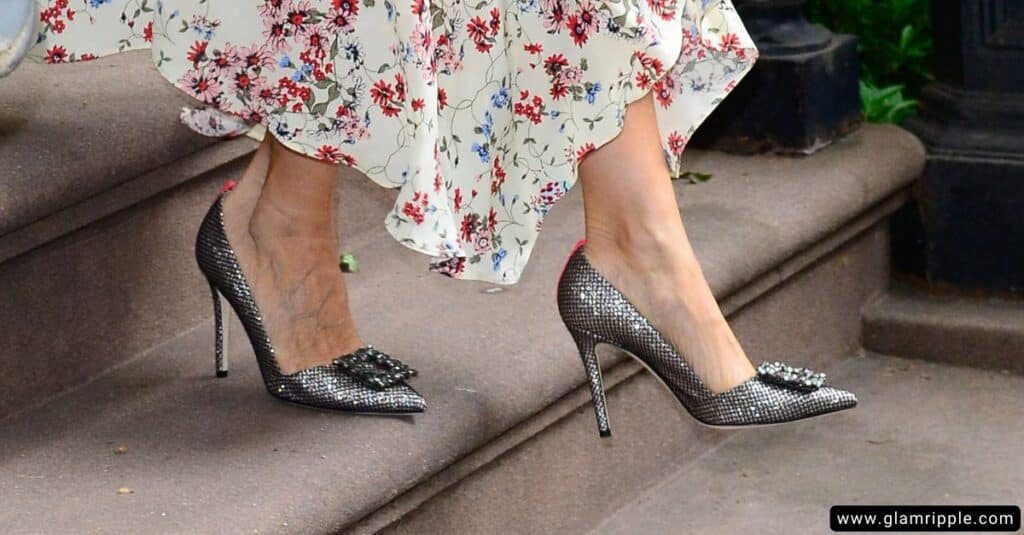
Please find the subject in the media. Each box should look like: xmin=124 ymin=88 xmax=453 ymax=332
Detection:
xmin=195 ymin=192 xmax=426 ymax=413
xmin=196 ymin=197 xmax=856 ymax=424
xmin=557 ymin=242 xmax=858 ymax=437
xmin=0 ymin=0 xmax=36 ymax=78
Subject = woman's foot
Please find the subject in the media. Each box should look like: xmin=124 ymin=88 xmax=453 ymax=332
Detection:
xmin=583 ymin=234 xmax=756 ymax=394
xmin=221 ymin=136 xmax=364 ymax=374
xmin=578 ymin=92 xmax=755 ymax=394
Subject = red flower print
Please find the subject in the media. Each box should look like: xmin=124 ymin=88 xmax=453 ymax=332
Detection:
xmin=459 ymin=213 xmax=483 ymax=242
xmin=370 ymin=79 xmax=402 ymax=117
xmin=411 ymin=98 xmax=425 ymax=111
xmin=79 ymin=53 xmax=98 ymax=61
xmin=549 ymin=81 xmax=569 ymax=99
xmin=453 ymin=188 xmax=463 ymax=211
xmin=394 ymin=73 xmax=406 ymax=102
xmin=287 ymin=7 xmax=308 ymax=27
xmin=513 ymin=90 xmax=544 ymax=124
xmin=143 ymin=21 xmax=154 ymax=42
xmin=489 ymin=7 xmax=502 ymax=34
xmin=566 ymin=14 xmax=590 ymax=46
xmin=316 ymin=145 xmax=343 ymax=163
xmin=264 ymin=21 xmax=288 ymax=52
xmin=467 ymin=16 xmax=492 ymax=52
xmin=187 ymin=40 xmax=209 ymax=66
xmin=524 ymin=42 xmax=543 ymax=54
xmin=576 ymin=143 xmax=595 ymax=162
xmin=542 ymin=0 xmax=566 ymax=33
xmin=667 ymin=131 xmax=687 ymax=156
xmin=647 ymin=0 xmax=677 ymax=21
xmin=304 ymin=24 xmax=331 ymax=59
xmin=44 ymin=45 xmax=68 ymax=64
xmin=327 ymin=0 xmax=358 ymax=33
xmin=491 ymin=156 xmax=507 ymax=194
xmin=233 ymin=70 xmax=253 ymax=90
xmin=543 ymin=53 xmax=568 ymax=76
xmin=633 ymin=51 xmax=664 ymax=75
xmin=635 ymin=71 xmax=652 ymax=90
xmin=403 ymin=202 xmax=426 ymax=224
xmin=720 ymin=32 xmax=740 ymax=51
xmin=403 ymin=192 xmax=430 ymax=224
xmin=410 ymin=0 xmax=426 ymax=16
xmin=438 ymin=87 xmax=448 ymax=109
xmin=487 ymin=208 xmax=498 ymax=233
xmin=652 ymin=77 xmax=675 ymax=108
xmin=431 ymin=257 xmax=466 ymax=278
xmin=180 ymin=68 xmax=222 ymax=104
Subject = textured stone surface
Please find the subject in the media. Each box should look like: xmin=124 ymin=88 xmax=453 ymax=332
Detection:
xmin=863 ymin=286 xmax=1024 ymax=374
xmin=379 ymin=223 xmax=888 ymax=535
xmin=0 ymin=50 xmax=215 ymax=237
xmin=592 ymin=353 xmax=1024 ymax=534
xmin=0 ymin=125 xmax=923 ymax=533
xmin=0 ymin=159 xmax=247 ymax=418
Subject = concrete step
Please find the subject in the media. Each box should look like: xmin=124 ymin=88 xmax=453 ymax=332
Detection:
xmin=590 ymin=353 xmax=1024 ymax=534
xmin=0 ymin=51 xmax=256 ymax=417
xmin=0 ymin=124 xmax=924 ymax=534
xmin=863 ymin=286 xmax=1024 ymax=375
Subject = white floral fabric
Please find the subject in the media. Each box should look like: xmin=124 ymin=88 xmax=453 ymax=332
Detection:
xmin=29 ymin=0 xmax=756 ymax=284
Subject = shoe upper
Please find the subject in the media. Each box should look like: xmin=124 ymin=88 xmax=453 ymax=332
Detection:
xmin=197 ymin=196 xmax=425 ymax=413
xmin=557 ymin=246 xmax=856 ymax=426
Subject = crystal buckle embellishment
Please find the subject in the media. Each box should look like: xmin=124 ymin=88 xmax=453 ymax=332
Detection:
xmin=756 ymin=361 xmax=826 ymax=392
xmin=334 ymin=347 xmax=417 ymax=390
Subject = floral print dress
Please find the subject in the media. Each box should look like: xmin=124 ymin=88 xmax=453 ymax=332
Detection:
xmin=27 ymin=0 xmax=756 ymax=284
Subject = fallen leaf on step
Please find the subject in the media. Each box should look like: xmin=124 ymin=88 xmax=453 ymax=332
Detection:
xmin=114 ymin=445 xmax=128 ymax=455
xmin=117 ymin=487 xmax=134 ymax=495
xmin=866 ymin=438 xmax=895 ymax=445
xmin=339 ymin=253 xmax=359 ymax=273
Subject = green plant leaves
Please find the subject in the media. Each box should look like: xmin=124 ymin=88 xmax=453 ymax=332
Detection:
xmin=860 ymin=81 xmax=918 ymax=124
xmin=805 ymin=0 xmax=932 ymax=124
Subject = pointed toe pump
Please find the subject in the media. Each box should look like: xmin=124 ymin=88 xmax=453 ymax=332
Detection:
xmin=557 ymin=244 xmax=856 ymax=437
xmin=195 ymin=191 xmax=426 ymax=414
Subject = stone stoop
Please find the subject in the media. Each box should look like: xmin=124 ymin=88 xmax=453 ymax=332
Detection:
xmin=862 ymin=286 xmax=1024 ymax=375
xmin=369 ymin=203 xmax=893 ymax=535
xmin=588 ymin=353 xmax=1024 ymax=535
xmin=0 ymin=51 xmax=257 ymax=418
xmin=0 ymin=124 xmax=925 ymax=534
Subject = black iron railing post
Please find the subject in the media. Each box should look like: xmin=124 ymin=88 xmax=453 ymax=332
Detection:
xmin=901 ymin=0 xmax=1024 ymax=295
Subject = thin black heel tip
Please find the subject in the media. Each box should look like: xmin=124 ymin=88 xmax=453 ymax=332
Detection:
xmin=599 ymin=429 xmax=612 ymax=438
xmin=216 ymin=370 xmax=229 ymax=378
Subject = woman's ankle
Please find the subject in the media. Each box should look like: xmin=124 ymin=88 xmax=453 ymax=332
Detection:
xmin=248 ymin=196 xmax=335 ymax=247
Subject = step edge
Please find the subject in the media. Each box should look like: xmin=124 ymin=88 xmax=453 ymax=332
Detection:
xmin=0 ymin=138 xmax=257 ymax=264
xmin=346 ymin=189 xmax=909 ymax=534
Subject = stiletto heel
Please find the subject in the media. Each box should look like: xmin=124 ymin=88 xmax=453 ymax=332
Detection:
xmin=557 ymin=243 xmax=857 ymax=429
xmin=569 ymin=328 xmax=612 ymax=438
xmin=209 ymin=281 xmax=230 ymax=378
xmin=195 ymin=190 xmax=425 ymax=413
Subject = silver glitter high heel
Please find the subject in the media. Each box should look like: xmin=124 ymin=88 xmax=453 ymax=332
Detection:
xmin=557 ymin=242 xmax=856 ymax=437
xmin=196 ymin=189 xmax=426 ymax=413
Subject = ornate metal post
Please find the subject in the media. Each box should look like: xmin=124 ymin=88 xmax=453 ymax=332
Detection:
xmin=692 ymin=0 xmax=862 ymax=154
xmin=901 ymin=0 xmax=1024 ymax=295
